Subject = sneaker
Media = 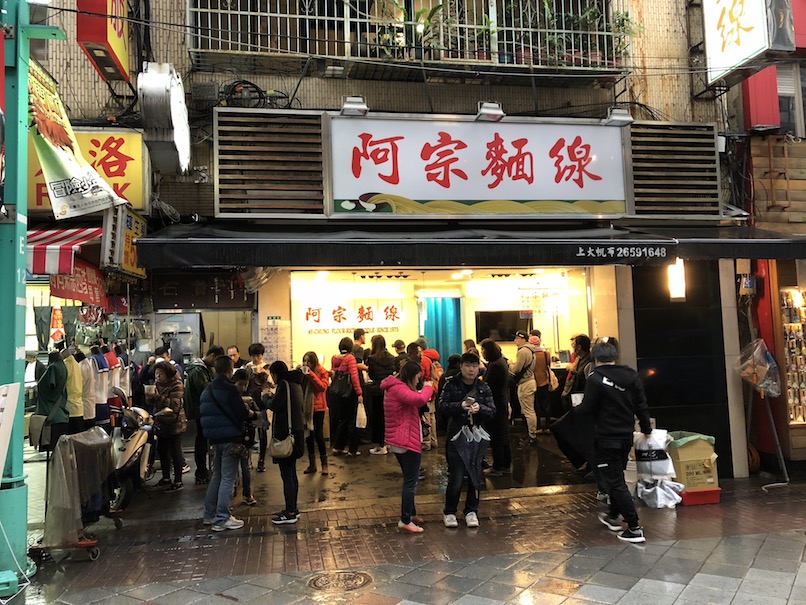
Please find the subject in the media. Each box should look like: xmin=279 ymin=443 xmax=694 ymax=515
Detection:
xmin=411 ymin=515 xmax=424 ymax=524
xmin=182 ymin=464 xmax=191 ymax=474
xmin=596 ymin=491 xmax=609 ymax=503
xmin=370 ymin=445 xmax=388 ymax=455
xmin=202 ymin=518 xmax=213 ymax=526
xmin=443 ymin=514 xmax=459 ymax=528
xmin=398 ymin=520 xmax=424 ymax=533
xmin=256 ymin=463 xmax=266 ymax=473
xmin=211 ymin=515 xmax=244 ymax=531
xmin=272 ymin=511 xmax=299 ymax=525
xmin=346 ymin=450 xmax=361 ymax=457
xmin=321 ymin=465 xmax=329 ymax=475
xmin=485 ymin=468 xmax=504 ymax=477
xmin=598 ymin=512 xmax=623 ymax=531
xmin=156 ymin=477 xmax=172 ymax=487
xmin=165 ymin=482 xmax=184 ymax=493
xmin=465 ymin=512 xmax=479 ymax=528
xmin=195 ymin=473 xmax=210 ymax=485
xmin=243 ymin=496 xmax=257 ymax=506
xmin=618 ymin=527 xmax=646 ymax=543
xmin=303 ymin=465 xmax=317 ymax=474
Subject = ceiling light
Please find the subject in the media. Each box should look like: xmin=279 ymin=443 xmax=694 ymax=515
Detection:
xmin=603 ymin=107 xmax=633 ymax=127
xmin=475 ymin=101 xmax=505 ymax=122
xmin=340 ymin=95 xmax=369 ymax=116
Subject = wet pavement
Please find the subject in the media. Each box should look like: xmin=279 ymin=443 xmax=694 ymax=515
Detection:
xmin=12 ymin=431 xmax=806 ymax=604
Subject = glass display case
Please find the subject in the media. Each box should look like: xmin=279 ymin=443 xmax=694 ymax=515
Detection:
xmin=780 ymin=288 xmax=806 ymax=424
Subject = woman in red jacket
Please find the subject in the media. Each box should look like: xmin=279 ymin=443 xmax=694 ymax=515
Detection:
xmin=302 ymin=351 xmax=330 ymax=475
xmin=331 ymin=337 xmax=364 ymax=456
xmin=381 ymin=360 xmax=434 ymax=533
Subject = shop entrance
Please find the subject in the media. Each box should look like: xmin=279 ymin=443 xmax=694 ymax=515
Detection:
xmin=420 ymin=297 xmax=463 ymax=361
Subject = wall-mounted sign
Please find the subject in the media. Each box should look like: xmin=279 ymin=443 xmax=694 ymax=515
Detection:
xmin=152 ymin=272 xmax=255 ymax=309
xmin=101 ymin=204 xmax=147 ymax=278
xmin=50 ymin=258 xmax=128 ymax=314
xmin=77 ymin=0 xmax=130 ymax=83
xmin=702 ymin=0 xmax=794 ymax=84
xmin=28 ymin=60 xmax=127 ymax=219
xmin=29 ymin=130 xmax=147 ymax=211
xmin=330 ymin=117 xmax=626 ymax=216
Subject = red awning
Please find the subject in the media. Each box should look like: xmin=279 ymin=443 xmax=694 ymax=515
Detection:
xmin=26 ymin=228 xmax=103 ymax=275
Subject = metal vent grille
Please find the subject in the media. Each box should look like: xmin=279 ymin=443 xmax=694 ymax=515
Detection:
xmin=215 ymin=109 xmax=325 ymax=217
xmin=630 ymin=123 xmax=721 ymax=216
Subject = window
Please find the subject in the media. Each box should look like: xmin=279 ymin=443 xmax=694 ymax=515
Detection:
xmin=777 ymin=64 xmax=805 ymax=137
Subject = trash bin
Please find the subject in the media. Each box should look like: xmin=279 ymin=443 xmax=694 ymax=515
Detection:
xmin=667 ymin=431 xmax=719 ymax=504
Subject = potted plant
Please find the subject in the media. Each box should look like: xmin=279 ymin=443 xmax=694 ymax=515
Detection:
xmin=606 ymin=10 xmax=643 ymax=67
xmin=473 ymin=15 xmax=496 ymax=60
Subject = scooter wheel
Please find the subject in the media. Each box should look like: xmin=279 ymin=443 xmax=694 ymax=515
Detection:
xmin=113 ymin=517 xmax=123 ymax=530
xmin=111 ymin=476 xmax=134 ymax=511
xmin=88 ymin=547 xmax=100 ymax=561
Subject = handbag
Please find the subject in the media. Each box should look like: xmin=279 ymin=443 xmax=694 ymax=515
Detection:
xmin=268 ymin=380 xmax=295 ymax=459
xmin=548 ymin=368 xmax=559 ymax=392
xmin=210 ymin=390 xmax=253 ymax=455
xmin=355 ymin=400 xmax=367 ymax=429
xmin=29 ymin=399 xmax=65 ymax=451
xmin=328 ymin=369 xmax=353 ymax=399
xmin=229 ymin=443 xmax=250 ymax=460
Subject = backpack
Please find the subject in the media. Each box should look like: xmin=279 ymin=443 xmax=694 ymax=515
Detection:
xmin=430 ymin=360 xmax=444 ymax=391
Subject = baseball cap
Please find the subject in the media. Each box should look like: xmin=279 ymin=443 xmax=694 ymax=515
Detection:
xmin=514 ymin=330 xmax=528 ymax=340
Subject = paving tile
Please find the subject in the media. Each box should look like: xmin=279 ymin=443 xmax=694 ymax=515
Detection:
xmin=730 ymin=593 xmax=788 ymax=605
xmin=149 ymin=589 xmax=208 ymax=605
xmin=452 ymin=595 xmax=508 ymax=605
xmin=186 ymin=577 xmax=245 ymax=594
xmin=615 ymin=591 xmax=676 ymax=605
xmin=398 ymin=570 xmax=450 ymax=587
xmin=630 ymin=577 xmax=686 ymax=597
xmin=122 ymin=583 xmax=181 ymax=601
xmin=453 ymin=565 xmax=505 ymax=582
xmin=58 ymin=588 xmax=114 ymax=605
xmin=372 ymin=579 xmax=427 ymax=600
xmin=220 ymin=582 xmax=271 ymax=600
xmin=431 ymin=574 xmax=486 ymax=594
xmin=697 ymin=561 xmax=749 ymax=578
xmin=469 ymin=580 xmax=524 ymax=602
xmin=242 ymin=573 xmax=295 ymax=589
xmin=407 ymin=585 xmax=465 ymax=605
xmin=791 ymin=585 xmax=806 ymax=600
xmin=688 ymin=572 xmax=742 ymax=591
xmin=737 ymin=579 xmax=792 ymax=600
xmin=751 ymin=556 xmax=801 ymax=574
xmin=93 ymin=596 xmax=143 ymax=605
xmin=744 ymin=567 xmax=796 ymax=585
xmin=506 ymin=589 xmax=566 ymax=605
xmin=489 ymin=569 xmax=544 ymax=588
xmin=571 ymin=583 xmax=627 ymax=603
xmin=586 ymin=570 xmax=640 ymax=590
xmin=676 ymin=583 xmax=735 ymax=605
xmin=546 ymin=563 xmax=597 ymax=582
xmin=529 ymin=577 xmax=581 ymax=597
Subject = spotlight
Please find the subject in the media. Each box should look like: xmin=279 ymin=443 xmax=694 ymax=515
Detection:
xmin=603 ymin=107 xmax=633 ymax=127
xmin=340 ymin=95 xmax=369 ymax=116
xmin=475 ymin=101 xmax=505 ymax=122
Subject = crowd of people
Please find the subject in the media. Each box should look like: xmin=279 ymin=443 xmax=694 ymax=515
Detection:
xmin=31 ymin=327 xmax=652 ymax=543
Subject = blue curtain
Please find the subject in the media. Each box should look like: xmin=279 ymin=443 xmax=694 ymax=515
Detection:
xmin=422 ymin=298 xmax=463 ymax=362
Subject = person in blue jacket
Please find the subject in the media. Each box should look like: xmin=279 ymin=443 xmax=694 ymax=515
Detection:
xmin=200 ymin=355 xmax=256 ymax=532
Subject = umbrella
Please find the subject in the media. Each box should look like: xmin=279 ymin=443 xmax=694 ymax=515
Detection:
xmin=450 ymin=415 xmax=491 ymax=490
xmin=550 ymin=408 xmax=595 ymax=470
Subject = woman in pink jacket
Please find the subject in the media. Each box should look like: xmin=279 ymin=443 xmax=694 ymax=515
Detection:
xmin=380 ymin=360 xmax=434 ymax=533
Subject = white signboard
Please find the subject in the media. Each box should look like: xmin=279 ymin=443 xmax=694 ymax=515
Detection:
xmin=703 ymin=0 xmax=769 ymax=84
xmin=0 ymin=383 xmax=21 ymax=475
xmin=330 ymin=117 xmax=626 ymax=216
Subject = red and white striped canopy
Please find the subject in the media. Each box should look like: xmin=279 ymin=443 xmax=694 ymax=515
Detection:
xmin=26 ymin=228 xmax=103 ymax=275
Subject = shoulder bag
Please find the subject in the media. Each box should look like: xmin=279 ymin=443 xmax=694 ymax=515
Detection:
xmin=268 ymin=380 xmax=295 ymax=459
xmin=29 ymin=399 xmax=65 ymax=451
xmin=328 ymin=369 xmax=353 ymax=399
xmin=210 ymin=389 xmax=252 ymax=460
xmin=546 ymin=352 xmax=559 ymax=392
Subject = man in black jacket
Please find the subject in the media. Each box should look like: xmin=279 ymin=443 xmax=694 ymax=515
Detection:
xmin=575 ymin=341 xmax=652 ymax=543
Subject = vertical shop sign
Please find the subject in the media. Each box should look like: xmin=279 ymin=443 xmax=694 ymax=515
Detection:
xmin=101 ymin=204 xmax=147 ymax=278
xmin=28 ymin=60 xmax=127 ymax=219
xmin=0 ymin=31 xmax=5 ymax=210
xmin=29 ymin=130 xmax=146 ymax=211
xmin=76 ymin=0 xmax=130 ymax=83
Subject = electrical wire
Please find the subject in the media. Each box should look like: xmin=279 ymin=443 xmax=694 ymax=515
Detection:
xmin=0 ymin=520 xmax=32 ymax=605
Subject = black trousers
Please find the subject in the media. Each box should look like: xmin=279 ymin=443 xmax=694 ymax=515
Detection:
xmin=488 ymin=415 xmax=511 ymax=471
xmin=194 ymin=419 xmax=209 ymax=479
xmin=596 ymin=439 xmax=640 ymax=528
xmin=334 ymin=394 xmax=360 ymax=453
xmin=277 ymin=456 xmax=299 ymax=513
xmin=158 ymin=432 xmax=185 ymax=484
xmin=444 ymin=443 xmax=479 ymax=515
xmin=306 ymin=411 xmax=327 ymax=464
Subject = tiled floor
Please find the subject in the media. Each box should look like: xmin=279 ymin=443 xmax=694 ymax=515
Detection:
xmin=13 ymin=434 xmax=806 ymax=604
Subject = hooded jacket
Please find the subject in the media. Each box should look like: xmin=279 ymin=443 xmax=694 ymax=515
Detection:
xmin=420 ymin=348 xmax=440 ymax=381
xmin=153 ymin=373 xmax=188 ymax=435
xmin=199 ymin=373 xmax=249 ymax=444
xmin=510 ymin=343 xmax=538 ymax=384
xmin=381 ymin=375 xmax=434 ymax=452
xmin=331 ymin=353 xmax=362 ymax=397
xmin=184 ymin=358 xmax=214 ymax=420
xmin=575 ymin=364 xmax=652 ymax=444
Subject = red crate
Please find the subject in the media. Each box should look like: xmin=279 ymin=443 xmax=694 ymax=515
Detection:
xmin=680 ymin=488 xmax=721 ymax=506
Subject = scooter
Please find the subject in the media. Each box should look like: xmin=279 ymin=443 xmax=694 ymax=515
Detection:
xmin=111 ymin=406 xmax=173 ymax=511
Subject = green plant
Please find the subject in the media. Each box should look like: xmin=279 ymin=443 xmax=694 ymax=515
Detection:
xmin=611 ymin=10 xmax=642 ymax=58
xmin=474 ymin=14 xmax=497 ymax=54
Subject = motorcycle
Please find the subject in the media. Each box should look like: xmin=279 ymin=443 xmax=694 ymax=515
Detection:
xmin=111 ymin=406 xmax=174 ymax=511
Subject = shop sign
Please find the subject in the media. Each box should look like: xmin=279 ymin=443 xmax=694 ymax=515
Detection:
xmin=152 ymin=272 xmax=255 ymax=309
xmin=574 ymin=243 xmax=672 ymax=261
xmin=28 ymin=130 xmax=146 ymax=212
xmin=702 ymin=0 xmax=781 ymax=84
xmin=301 ymin=301 xmax=403 ymax=337
xmin=76 ymin=0 xmax=131 ymax=83
xmin=49 ymin=258 xmax=128 ymax=314
xmin=101 ymin=204 xmax=147 ymax=278
xmin=28 ymin=60 xmax=127 ymax=219
xmin=330 ymin=117 xmax=626 ymax=216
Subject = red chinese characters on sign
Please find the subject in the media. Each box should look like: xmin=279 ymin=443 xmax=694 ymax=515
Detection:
xmin=420 ymin=132 xmax=468 ymax=189
xmin=549 ymin=135 xmax=602 ymax=189
xmin=384 ymin=305 xmax=399 ymax=321
xmin=304 ymin=304 xmax=401 ymax=324
xmin=306 ymin=307 xmax=322 ymax=323
xmin=352 ymin=133 xmax=404 ymax=185
xmin=716 ymin=0 xmax=754 ymax=51
xmin=333 ymin=306 xmax=347 ymax=324
xmin=357 ymin=306 xmax=373 ymax=323
xmin=482 ymin=133 xmax=535 ymax=189
xmin=87 ymin=136 xmax=134 ymax=200
xmin=49 ymin=258 xmax=128 ymax=313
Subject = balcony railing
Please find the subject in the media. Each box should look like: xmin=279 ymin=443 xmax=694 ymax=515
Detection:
xmin=189 ymin=0 xmax=635 ymax=73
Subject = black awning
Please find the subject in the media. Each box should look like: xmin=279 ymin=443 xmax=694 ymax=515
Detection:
xmin=135 ymin=223 xmax=678 ymax=269
xmin=135 ymin=223 xmax=806 ymax=270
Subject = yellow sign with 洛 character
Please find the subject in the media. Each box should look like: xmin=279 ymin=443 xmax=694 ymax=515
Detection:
xmin=122 ymin=206 xmax=147 ymax=278
xmin=28 ymin=130 xmax=145 ymax=211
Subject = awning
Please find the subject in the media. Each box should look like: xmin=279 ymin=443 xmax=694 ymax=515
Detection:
xmin=134 ymin=223 xmax=806 ymax=270
xmin=27 ymin=227 xmax=104 ymax=275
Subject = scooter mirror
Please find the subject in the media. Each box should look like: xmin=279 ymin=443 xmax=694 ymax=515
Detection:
xmin=155 ymin=407 xmax=175 ymax=417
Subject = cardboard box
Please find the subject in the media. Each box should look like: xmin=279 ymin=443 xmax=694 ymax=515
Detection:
xmin=667 ymin=432 xmax=718 ymax=492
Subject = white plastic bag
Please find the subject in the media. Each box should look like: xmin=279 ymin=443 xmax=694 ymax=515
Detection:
xmin=634 ymin=429 xmax=676 ymax=481
xmin=637 ymin=480 xmax=684 ymax=508
xmin=355 ymin=401 xmax=367 ymax=429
